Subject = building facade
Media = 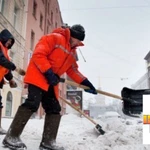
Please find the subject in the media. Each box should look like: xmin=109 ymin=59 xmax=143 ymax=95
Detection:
xmin=0 ymin=0 xmax=27 ymax=117
xmin=131 ymin=51 xmax=150 ymax=89
xmin=131 ymin=73 xmax=149 ymax=89
xmin=144 ymin=51 xmax=150 ymax=89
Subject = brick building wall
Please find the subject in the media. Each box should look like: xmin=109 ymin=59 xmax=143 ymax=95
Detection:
xmin=23 ymin=0 xmax=65 ymax=118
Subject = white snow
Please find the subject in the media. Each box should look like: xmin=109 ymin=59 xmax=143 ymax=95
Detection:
xmin=0 ymin=113 xmax=149 ymax=150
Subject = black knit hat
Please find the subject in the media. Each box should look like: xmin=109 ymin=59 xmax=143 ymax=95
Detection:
xmin=70 ymin=24 xmax=85 ymax=41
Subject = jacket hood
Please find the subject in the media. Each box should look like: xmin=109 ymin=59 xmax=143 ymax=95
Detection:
xmin=52 ymin=27 xmax=70 ymax=43
xmin=52 ymin=27 xmax=84 ymax=47
xmin=0 ymin=29 xmax=15 ymax=49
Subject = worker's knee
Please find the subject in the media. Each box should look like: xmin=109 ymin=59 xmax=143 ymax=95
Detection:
xmin=21 ymin=99 xmax=40 ymax=112
xmin=42 ymin=98 xmax=61 ymax=114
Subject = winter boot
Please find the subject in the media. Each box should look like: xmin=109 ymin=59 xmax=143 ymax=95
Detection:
xmin=0 ymin=108 xmax=7 ymax=134
xmin=3 ymin=106 xmax=33 ymax=149
xmin=39 ymin=114 xmax=64 ymax=150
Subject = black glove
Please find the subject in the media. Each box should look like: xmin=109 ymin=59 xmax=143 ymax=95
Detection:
xmin=9 ymin=79 xmax=17 ymax=88
xmin=81 ymin=79 xmax=97 ymax=94
xmin=10 ymin=62 xmax=16 ymax=71
xmin=44 ymin=69 xmax=60 ymax=86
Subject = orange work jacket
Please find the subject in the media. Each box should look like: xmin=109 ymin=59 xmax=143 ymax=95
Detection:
xmin=0 ymin=42 xmax=9 ymax=82
xmin=24 ymin=27 xmax=86 ymax=99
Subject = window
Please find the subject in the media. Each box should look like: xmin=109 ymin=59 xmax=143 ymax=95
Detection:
xmin=47 ymin=20 xmax=50 ymax=33
xmin=40 ymin=13 xmax=43 ymax=29
xmin=47 ymin=26 xmax=49 ymax=34
xmin=5 ymin=91 xmax=13 ymax=117
xmin=30 ymin=30 xmax=35 ymax=51
xmin=0 ymin=0 xmax=5 ymax=14
xmin=51 ymin=11 xmax=53 ymax=24
xmin=0 ymin=0 xmax=2 ymax=12
xmin=55 ymin=22 xmax=57 ymax=28
xmin=32 ymin=0 xmax=37 ymax=18
xmin=14 ymin=4 xmax=19 ymax=29
xmin=48 ymin=2 xmax=49 ymax=14
xmin=56 ymin=8 xmax=58 ymax=13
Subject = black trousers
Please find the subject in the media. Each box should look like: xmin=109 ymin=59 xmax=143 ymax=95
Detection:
xmin=22 ymin=84 xmax=61 ymax=114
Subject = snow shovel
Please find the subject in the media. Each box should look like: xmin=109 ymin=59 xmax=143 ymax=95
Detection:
xmin=60 ymin=78 xmax=150 ymax=117
xmin=59 ymin=97 xmax=105 ymax=135
xmin=121 ymin=87 xmax=150 ymax=117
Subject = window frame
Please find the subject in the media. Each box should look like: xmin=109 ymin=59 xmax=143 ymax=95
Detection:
xmin=32 ymin=0 xmax=37 ymax=19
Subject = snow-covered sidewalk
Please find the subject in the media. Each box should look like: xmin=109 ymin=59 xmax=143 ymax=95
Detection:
xmin=0 ymin=114 xmax=149 ymax=150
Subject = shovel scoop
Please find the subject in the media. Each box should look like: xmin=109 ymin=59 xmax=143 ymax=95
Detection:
xmin=121 ymin=87 xmax=150 ymax=117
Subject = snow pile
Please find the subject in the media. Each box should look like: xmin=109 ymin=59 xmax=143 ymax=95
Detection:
xmin=0 ymin=113 xmax=149 ymax=150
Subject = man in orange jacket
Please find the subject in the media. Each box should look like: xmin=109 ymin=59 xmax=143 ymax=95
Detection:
xmin=3 ymin=24 xmax=97 ymax=150
xmin=0 ymin=29 xmax=17 ymax=135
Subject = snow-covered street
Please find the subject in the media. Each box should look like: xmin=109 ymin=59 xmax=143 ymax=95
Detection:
xmin=0 ymin=113 xmax=149 ymax=150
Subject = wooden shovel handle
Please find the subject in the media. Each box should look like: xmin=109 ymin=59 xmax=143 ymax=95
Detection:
xmin=60 ymin=79 xmax=122 ymax=100
xmin=59 ymin=97 xmax=97 ymax=125
xmin=15 ymin=68 xmax=26 ymax=76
